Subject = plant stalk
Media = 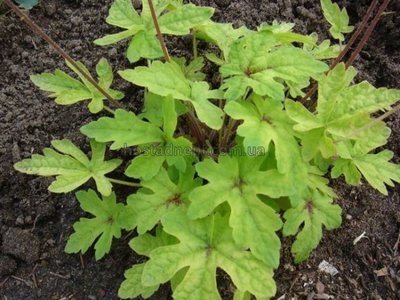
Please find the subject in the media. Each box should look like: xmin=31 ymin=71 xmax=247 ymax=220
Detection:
xmin=301 ymin=0 xmax=382 ymax=105
xmin=148 ymin=0 xmax=170 ymax=62
xmin=107 ymin=178 xmax=141 ymax=188
xmin=345 ymin=0 xmax=391 ymax=68
xmin=3 ymin=0 xmax=123 ymax=109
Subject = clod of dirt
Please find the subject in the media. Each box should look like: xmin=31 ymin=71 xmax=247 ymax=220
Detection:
xmin=0 ymin=254 xmax=17 ymax=276
xmin=2 ymin=227 xmax=40 ymax=263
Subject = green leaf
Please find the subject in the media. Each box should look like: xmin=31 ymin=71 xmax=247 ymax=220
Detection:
xmin=14 ymin=140 xmax=121 ymax=196
xmin=119 ymin=264 xmax=159 ymax=299
xmin=225 ymin=95 xmax=308 ymax=180
xmin=159 ymin=4 xmax=214 ymax=35
xmin=188 ymin=155 xmax=287 ymax=268
xmin=173 ymin=57 xmax=206 ymax=81
xmin=96 ymin=0 xmax=213 ymax=62
xmin=15 ymin=0 xmax=39 ymax=9
xmin=283 ymin=189 xmax=342 ymax=263
xmin=127 ymin=166 xmax=200 ymax=234
xmin=220 ymin=31 xmax=328 ymax=101
xmin=81 ymin=109 xmax=164 ymax=150
xmin=259 ymin=21 xmax=316 ymax=46
xmin=141 ymin=211 xmax=277 ymax=299
xmin=286 ymin=64 xmax=400 ymax=162
xmin=31 ymin=58 xmax=123 ymax=113
xmin=65 ymin=189 xmax=125 ymax=260
xmin=196 ymin=21 xmax=250 ymax=58
xmin=120 ymin=61 xmax=224 ymax=129
xmin=320 ymin=0 xmax=354 ymax=42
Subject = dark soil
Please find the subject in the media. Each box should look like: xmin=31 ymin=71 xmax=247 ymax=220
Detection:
xmin=0 ymin=0 xmax=399 ymax=299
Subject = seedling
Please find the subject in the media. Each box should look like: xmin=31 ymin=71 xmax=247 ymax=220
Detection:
xmin=13 ymin=0 xmax=400 ymax=298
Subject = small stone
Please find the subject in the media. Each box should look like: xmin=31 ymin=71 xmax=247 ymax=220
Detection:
xmin=346 ymin=214 xmax=353 ymax=220
xmin=318 ymin=260 xmax=339 ymax=276
xmin=2 ymin=228 xmax=40 ymax=263
xmin=0 ymin=255 xmax=17 ymax=276
xmin=15 ymin=215 xmax=25 ymax=225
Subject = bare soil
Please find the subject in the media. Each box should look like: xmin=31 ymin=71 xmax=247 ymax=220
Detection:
xmin=0 ymin=0 xmax=399 ymax=299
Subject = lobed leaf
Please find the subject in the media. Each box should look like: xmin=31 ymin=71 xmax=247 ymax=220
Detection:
xmin=14 ymin=140 xmax=121 ymax=196
xmin=65 ymin=189 xmax=125 ymax=260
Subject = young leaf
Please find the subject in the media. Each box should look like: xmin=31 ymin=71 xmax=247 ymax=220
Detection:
xmin=320 ymin=0 xmax=354 ymax=42
xmin=283 ymin=189 xmax=342 ymax=263
xmin=225 ymin=95 xmax=308 ymax=181
xmin=286 ymin=64 xmax=400 ymax=161
xmin=31 ymin=58 xmax=123 ymax=114
xmin=119 ymin=61 xmax=224 ymax=130
xmin=196 ymin=21 xmax=250 ymax=58
xmin=119 ymin=263 xmax=159 ymax=299
xmin=173 ymin=57 xmax=206 ymax=82
xmin=125 ymin=97 xmax=193 ymax=180
xmin=141 ymin=211 xmax=277 ymax=299
xmin=95 ymin=0 xmax=214 ymax=62
xmin=332 ymin=141 xmax=400 ymax=195
xmin=81 ymin=109 xmax=164 ymax=150
xmin=220 ymin=31 xmax=328 ymax=101
xmin=188 ymin=154 xmax=290 ymax=268
xmin=127 ymin=166 xmax=200 ymax=234
xmin=65 ymin=189 xmax=125 ymax=260
xmin=14 ymin=140 xmax=122 ymax=196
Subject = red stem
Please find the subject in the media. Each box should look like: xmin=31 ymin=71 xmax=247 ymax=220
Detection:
xmin=3 ymin=0 xmax=122 ymax=108
xmin=345 ymin=0 xmax=391 ymax=68
xmin=301 ymin=0 xmax=381 ymax=104
xmin=148 ymin=0 xmax=170 ymax=62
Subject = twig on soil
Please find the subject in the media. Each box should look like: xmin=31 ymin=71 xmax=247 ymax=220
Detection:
xmin=48 ymin=272 xmax=70 ymax=280
xmin=10 ymin=275 xmax=34 ymax=288
xmin=3 ymin=0 xmax=123 ymax=109
xmin=0 ymin=276 xmax=10 ymax=288
xmin=31 ymin=214 xmax=39 ymax=232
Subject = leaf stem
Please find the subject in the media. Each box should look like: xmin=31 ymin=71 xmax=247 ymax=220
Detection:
xmin=192 ymin=29 xmax=198 ymax=59
xmin=107 ymin=178 xmax=141 ymax=188
xmin=103 ymin=105 xmax=115 ymax=114
xmin=3 ymin=0 xmax=123 ymax=109
xmin=148 ymin=0 xmax=170 ymax=62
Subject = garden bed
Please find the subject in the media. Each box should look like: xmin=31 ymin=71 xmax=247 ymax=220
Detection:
xmin=0 ymin=0 xmax=399 ymax=299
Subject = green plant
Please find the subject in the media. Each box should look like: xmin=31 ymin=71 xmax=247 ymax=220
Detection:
xmin=14 ymin=0 xmax=400 ymax=299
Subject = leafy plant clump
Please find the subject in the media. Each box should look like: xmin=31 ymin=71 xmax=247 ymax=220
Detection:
xmin=15 ymin=0 xmax=400 ymax=299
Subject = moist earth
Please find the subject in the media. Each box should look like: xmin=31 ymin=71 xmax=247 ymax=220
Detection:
xmin=0 ymin=0 xmax=399 ymax=299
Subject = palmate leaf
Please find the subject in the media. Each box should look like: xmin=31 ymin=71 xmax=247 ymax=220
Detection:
xmin=136 ymin=210 xmax=277 ymax=299
xmin=65 ymin=189 xmax=125 ymax=260
xmin=119 ymin=61 xmax=224 ymax=130
xmin=320 ymin=0 xmax=354 ymax=42
xmin=220 ymin=31 xmax=328 ymax=101
xmin=81 ymin=109 xmax=164 ymax=150
xmin=196 ymin=21 xmax=251 ymax=59
xmin=14 ymin=139 xmax=122 ymax=196
xmin=95 ymin=0 xmax=214 ymax=62
xmin=286 ymin=63 xmax=400 ymax=161
xmin=31 ymin=58 xmax=123 ymax=113
xmin=225 ymin=95 xmax=308 ymax=189
xmin=283 ymin=189 xmax=342 ymax=263
xmin=126 ymin=166 xmax=201 ymax=234
xmin=188 ymin=154 xmax=292 ymax=268
xmin=332 ymin=140 xmax=400 ymax=195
